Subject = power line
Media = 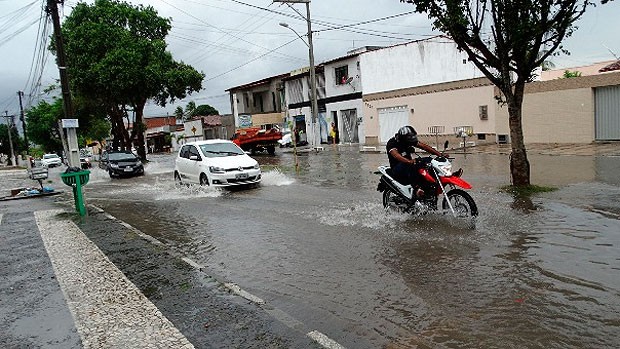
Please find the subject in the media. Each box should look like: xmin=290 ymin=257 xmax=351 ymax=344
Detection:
xmin=204 ymin=37 xmax=298 ymax=82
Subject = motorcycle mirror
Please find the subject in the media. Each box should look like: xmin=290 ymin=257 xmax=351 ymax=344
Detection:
xmin=444 ymin=140 xmax=449 ymax=150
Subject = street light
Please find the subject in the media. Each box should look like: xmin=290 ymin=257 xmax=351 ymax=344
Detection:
xmin=276 ymin=1 xmax=319 ymax=147
xmin=279 ymin=23 xmax=308 ymax=47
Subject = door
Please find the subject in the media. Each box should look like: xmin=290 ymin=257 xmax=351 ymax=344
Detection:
xmin=341 ymin=109 xmax=359 ymax=143
xmin=378 ymin=106 xmax=409 ymax=143
xmin=187 ymin=145 xmax=203 ymax=184
xmin=595 ymin=85 xmax=620 ymax=140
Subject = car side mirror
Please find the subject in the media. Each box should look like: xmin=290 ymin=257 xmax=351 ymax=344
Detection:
xmin=189 ymin=155 xmax=199 ymax=161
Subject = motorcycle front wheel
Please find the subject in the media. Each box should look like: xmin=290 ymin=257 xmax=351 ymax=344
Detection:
xmin=441 ymin=189 xmax=478 ymax=217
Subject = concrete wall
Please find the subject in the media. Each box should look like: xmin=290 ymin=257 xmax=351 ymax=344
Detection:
xmin=360 ymin=38 xmax=484 ymax=95
xmin=324 ymin=56 xmax=361 ymax=97
xmin=363 ymin=78 xmax=496 ymax=145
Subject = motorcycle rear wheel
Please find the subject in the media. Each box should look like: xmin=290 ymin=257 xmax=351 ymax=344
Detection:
xmin=383 ymin=190 xmax=406 ymax=212
xmin=442 ymin=189 xmax=478 ymax=217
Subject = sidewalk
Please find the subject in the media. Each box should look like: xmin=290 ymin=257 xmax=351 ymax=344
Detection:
xmin=0 ymin=194 xmax=316 ymax=348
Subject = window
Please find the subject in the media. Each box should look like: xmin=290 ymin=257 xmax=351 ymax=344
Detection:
xmin=179 ymin=145 xmax=190 ymax=159
xmin=479 ymin=105 xmax=488 ymax=120
xmin=188 ymin=146 xmax=201 ymax=160
xmin=477 ymin=134 xmax=486 ymax=140
xmin=335 ymin=65 xmax=348 ymax=85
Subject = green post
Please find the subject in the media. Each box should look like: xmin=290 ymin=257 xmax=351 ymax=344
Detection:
xmin=60 ymin=170 xmax=90 ymax=216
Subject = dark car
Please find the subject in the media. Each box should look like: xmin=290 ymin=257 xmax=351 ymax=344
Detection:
xmin=99 ymin=150 xmax=144 ymax=178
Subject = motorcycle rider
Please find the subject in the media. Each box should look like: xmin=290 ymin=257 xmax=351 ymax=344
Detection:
xmin=387 ymin=125 xmax=449 ymax=198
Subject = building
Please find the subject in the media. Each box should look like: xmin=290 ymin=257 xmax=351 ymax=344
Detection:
xmin=226 ymin=74 xmax=288 ymax=130
xmin=144 ymin=115 xmax=180 ymax=153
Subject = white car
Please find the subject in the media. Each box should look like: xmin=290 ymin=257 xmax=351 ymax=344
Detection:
xmin=174 ymin=140 xmax=261 ymax=187
xmin=41 ymin=153 xmax=62 ymax=168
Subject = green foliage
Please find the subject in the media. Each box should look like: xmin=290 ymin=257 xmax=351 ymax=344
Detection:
xmin=500 ymin=184 xmax=557 ymax=197
xmin=57 ymin=0 xmax=204 ymax=156
xmin=174 ymin=106 xmax=184 ymax=120
xmin=562 ymin=70 xmax=582 ymax=78
xmin=0 ymin=123 xmax=25 ymax=156
xmin=25 ymin=99 xmax=64 ymax=153
xmin=185 ymin=101 xmax=196 ymax=118
xmin=26 ymin=98 xmax=110 ymax=152
xmin=195 ymin=104 xmax=219 ymax=116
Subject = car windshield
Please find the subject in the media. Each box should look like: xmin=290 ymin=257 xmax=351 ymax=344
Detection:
xmin=199 ymin=143 xmax=244 ymax=157
xmin=43 ymin=154 xmax=59 ymax=159
xmin=108 ymin=152 xmax=138 ymax=161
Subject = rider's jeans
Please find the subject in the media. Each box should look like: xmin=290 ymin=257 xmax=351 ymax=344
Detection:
xmin=393 ymin=162 xmax=424 ymax=188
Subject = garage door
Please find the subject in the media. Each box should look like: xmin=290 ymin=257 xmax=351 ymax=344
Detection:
xmin=595 ymin=85 xmax=620 ymax=140
xmin=378 ymin=106 xmax=409 ymax=143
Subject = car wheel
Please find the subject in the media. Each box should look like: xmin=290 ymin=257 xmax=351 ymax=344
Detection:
xmin=108 ymin=170 xmax=114 ymax=178
xmin=199 ymin=173 xmax=209 ymax=186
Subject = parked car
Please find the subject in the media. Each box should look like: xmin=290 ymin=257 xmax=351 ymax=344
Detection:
xmin=41 ymin=153 xmax=62 ymax=168
xmin=99 ymin=150 xmax=144 ymax=178
xmin=174 ymin=140 xmax=261 ymax=187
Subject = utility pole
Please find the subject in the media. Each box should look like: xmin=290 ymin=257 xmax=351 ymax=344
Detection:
xmin=46 ymin=0 xmax=74 ymax=166
xmin=274 ymin=0 xmax=319 ymax=147
xmin=3 ymin=111 xmax=16 ymax=166
xmin=18 ymin=91 xmax=28 ymax=149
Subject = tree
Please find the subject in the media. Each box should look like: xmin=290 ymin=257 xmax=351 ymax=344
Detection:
xmin=58 ymin=0 xmax=204 ymax=160
xmin=25 ymin=99 xmax=64 ymax=154
xmin=562 ymin=70 xmax=582 ymax=78
xmin=185 ymin=101 xmax=196 ymax=119
xmin=400 ymin=0 xmax=601 ymax=186
xmin=0 ymin=124 xmax=25 ymax=164
xmin=195 ymin=104 xmax=219 ymax=116
xmin=26 ymin=97 xmax=110 ymax=153
xmin=174 ymin=106 xmax=185 ymax=121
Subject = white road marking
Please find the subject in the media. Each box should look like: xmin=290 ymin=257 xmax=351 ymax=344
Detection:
xmin=88 ymin=206 xmax=347 ymax=348
xmin=181 ymin=257 xmax=203 ymax=271
xmin=34 ymin=209 xmax=194 ymax=348
xmin=224 ymin=283 xmax=266 ymax=305
xmin=307 ymin=330 xmax=347 ymax=349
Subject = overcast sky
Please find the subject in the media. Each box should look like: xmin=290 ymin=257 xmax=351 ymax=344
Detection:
xmin=1 ymin=0 xmax=619 ymax=123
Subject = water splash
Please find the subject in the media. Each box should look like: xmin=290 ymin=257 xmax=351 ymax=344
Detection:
xmin=261 ymin=169 xmax=294 ymax=186
xmin=144 ymin=160 xmax=172 ymax=175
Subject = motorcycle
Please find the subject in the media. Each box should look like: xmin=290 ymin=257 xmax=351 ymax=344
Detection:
xmin=375 ymin=145 xmax=478 ymax=218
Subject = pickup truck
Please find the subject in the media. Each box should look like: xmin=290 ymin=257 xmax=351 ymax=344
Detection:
xmin=231 ymin=127 xmax=282 ymax=155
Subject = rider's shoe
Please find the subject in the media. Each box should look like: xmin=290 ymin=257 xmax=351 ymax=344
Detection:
xmin=415 ymin=188 xmax=425 ymax=198
xmin=453 ymin=168 xmax=463 ymax=177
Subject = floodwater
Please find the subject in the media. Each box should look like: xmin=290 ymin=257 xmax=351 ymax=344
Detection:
xmin=33 ymin=148 xmax=620 ymax=348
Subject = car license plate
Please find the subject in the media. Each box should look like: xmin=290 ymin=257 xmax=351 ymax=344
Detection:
xmin=124 ymin=167 xmax=133 ymax=172
xmin=235 ymin=173 xmax=248 ymax=180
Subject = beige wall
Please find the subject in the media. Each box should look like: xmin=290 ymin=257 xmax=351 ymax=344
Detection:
xmin=497 ymin=88 xmax=595 ymax=143
xmin=363 ymin=81 xmax=497 ymax=144
xmin=250 ymin=112 xmax=285 ymax=127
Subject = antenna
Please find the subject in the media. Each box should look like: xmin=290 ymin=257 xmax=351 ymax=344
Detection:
xmin=603 ymin=44 xmax=620 ymax=60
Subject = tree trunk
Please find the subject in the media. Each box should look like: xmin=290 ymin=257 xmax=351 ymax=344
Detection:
xmin=109 ymin=105 xmax=130 ymax=151
xmin=133 ymin=100 xmax=147 ymax=160
xmin=506 ymin=82 xmax=531 ymax=186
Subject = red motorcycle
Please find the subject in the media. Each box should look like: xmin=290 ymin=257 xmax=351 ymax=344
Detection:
xmin=376 ymin=153 xmax=478 ymax=218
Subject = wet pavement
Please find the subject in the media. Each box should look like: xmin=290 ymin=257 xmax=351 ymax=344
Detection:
xmin=1 ymin=142 xmax=620 ymax=348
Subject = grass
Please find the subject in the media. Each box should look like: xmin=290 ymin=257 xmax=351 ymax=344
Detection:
xmin=500 ymin=184 xmax=557 ymax=197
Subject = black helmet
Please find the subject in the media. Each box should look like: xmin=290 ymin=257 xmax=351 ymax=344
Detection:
xmin=395 ymin=125 xmax=418 ymax=146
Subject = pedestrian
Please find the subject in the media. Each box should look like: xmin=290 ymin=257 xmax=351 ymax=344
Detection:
xmin=330 ymin=122 xmax=337 ymax=144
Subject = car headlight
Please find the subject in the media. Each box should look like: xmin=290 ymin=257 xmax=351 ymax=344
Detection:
xmin=253 ymin=163 xmax=260 ymax=169
xmin=209 ymin=166 xmax=225 ymax=173
xmin=110 ymin=163 xmax=120 ymax=169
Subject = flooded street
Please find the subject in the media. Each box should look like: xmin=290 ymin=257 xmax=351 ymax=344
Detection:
xmin=70 ymin=148 xmax=620 ymax=348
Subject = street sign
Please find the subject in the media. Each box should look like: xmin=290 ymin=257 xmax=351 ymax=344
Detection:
xmin=62 ymin=119 xmax=79 ymax=128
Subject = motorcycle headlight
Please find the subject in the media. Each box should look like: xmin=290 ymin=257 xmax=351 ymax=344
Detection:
xmin=209 ymin=166 xmax=225 ymax=174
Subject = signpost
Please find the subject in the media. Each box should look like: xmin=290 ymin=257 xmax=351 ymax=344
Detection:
xmin=62 ymin=119 xmax=80 ymax=167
